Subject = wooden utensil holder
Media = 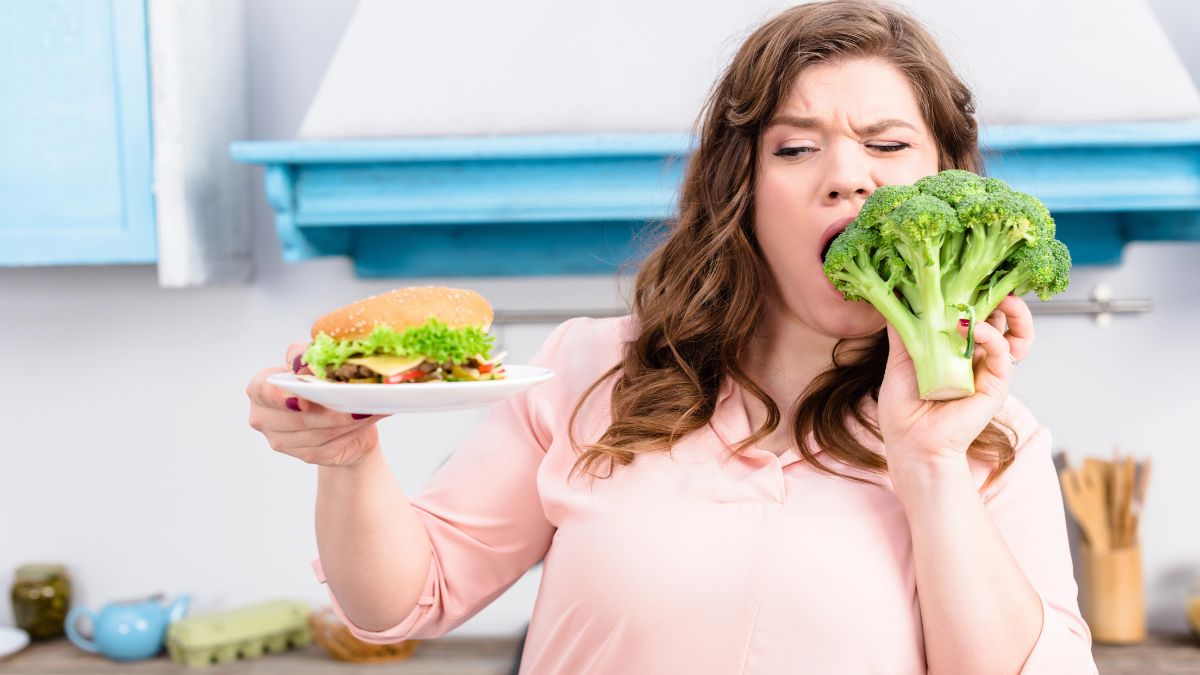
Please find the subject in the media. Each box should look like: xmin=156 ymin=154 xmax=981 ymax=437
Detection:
xmin=1081 ymin=544 xmax=1146 ymax=644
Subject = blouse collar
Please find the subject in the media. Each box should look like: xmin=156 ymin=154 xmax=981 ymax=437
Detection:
xmin=709 ymin=375 xmax=816 ymax=466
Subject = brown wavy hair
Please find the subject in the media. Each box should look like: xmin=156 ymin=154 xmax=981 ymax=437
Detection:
xmin=567 ymin=0 xmax=1016 ymax=490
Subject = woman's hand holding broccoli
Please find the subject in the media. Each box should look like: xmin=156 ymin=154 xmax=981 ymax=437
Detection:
xmin=878 ymin=294 xmax=1033 ymax=481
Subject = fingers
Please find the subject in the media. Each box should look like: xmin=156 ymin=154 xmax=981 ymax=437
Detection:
xmin=247 ymin=366 xmax=321 ymax=414
xmin=249 ymin=344 xmax=389 ymax=467
xmin=985 ymin=309 xmax=1006 ymax=334
xmin=285 ymin=341 xmax=313 ymax=375
xmin=261 ymin=416 xmax=379 ymax=457
xmin=246 ymin=365 xmax=290 ymax=409
xmin=958 ymin=317 xmax=1012 ymax=398
xmin=973 ymin=309 xmax=1008 ymax=367
xmin=975 ymin=296 xmax=1035 ymax=366
xmin=273 ymin=424 xmax=380 ymax=466
xmin=247 ymin=363 xmax=387 ymax=465
xmin=884 ymin=322 xmax=912 ymax=368
xmin=996 ymin=294 xmax=1035 ymax=362
xmin=246 ymin=366 xmax=353 ymax=431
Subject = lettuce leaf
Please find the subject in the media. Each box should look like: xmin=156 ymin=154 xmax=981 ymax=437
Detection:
xmin=303 ymin=318 xmax=496 ymax=377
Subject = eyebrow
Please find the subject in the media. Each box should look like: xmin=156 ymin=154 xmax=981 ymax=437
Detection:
xmin=766 ymin=115 xmax=918 ymax=136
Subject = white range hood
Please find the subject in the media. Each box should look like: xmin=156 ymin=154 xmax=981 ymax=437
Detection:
xmin=298 ymin=0 xmax=1200 ymax=139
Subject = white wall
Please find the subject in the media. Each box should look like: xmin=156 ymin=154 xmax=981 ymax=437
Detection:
xmin=3 ymin=0 xmax=1199 ymax=639
xmin=0 ymin=0 xmax=625 ymax=637
xmin=1149 ymin=0 xmax=1200 ymax=87
xmin=299 ymin=0 xmax=1200 ymax=138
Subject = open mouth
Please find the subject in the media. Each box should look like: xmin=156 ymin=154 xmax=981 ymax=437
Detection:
xmin=820 ymin=236 xmax=837 ymax=262
xmin=818 ymin=217 xmax=854 ymax=262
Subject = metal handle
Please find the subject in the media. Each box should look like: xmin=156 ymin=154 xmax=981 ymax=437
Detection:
xmin=494 ymin=297 xmax=1152 ymax=326
xmin=1028 ymin=298 xmax=1151 ymax=316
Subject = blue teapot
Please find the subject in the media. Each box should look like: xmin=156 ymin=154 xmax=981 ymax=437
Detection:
xmin=65 ymin=593 xmax=190 ymax=661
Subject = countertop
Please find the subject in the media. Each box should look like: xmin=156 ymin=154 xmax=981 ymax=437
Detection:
xmin=2 ymin=634 xmax=1199 ymax=674
xmin=0 ymin=638 xmax=518 ymax=674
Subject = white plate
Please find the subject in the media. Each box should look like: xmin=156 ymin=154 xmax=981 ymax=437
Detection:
xmin=267 ymin=365 xmax=554 ymax=414
xmin=0 ymin=626 xmax=29 ymax=660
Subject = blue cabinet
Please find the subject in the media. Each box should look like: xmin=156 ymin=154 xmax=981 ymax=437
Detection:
xmin=0 ymin=0 xmax=155 ymax=265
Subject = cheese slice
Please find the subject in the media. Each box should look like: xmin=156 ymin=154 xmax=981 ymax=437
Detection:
xmin=345 ymin=354 xmax=426 ymax=376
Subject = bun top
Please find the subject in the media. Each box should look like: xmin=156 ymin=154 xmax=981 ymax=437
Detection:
xmin=311 ymin=286 xmax=494 ymax=340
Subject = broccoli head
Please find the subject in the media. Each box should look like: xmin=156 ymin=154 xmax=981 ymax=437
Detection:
xmin=823 ymin=169 xmax=1072 ymax=400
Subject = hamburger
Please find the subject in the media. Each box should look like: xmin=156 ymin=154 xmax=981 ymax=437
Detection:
xmin=302 ymin=286 xmax=506 ymax=384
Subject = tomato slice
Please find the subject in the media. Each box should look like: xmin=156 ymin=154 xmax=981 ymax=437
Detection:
xmin=477 ymin=363 xmax=493 ymax=374
xmin=384 ymin=368 xmax=425 ymax=384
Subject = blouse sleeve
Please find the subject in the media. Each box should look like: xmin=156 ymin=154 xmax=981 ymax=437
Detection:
xmin=980 ymin=399 xmax=1100 ymax=675
xmin=312 ymin=318 xmax=577 ymax=642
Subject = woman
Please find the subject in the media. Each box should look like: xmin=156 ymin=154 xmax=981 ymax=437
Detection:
xmin=247 ymin=2 xmax=1098 ymax=673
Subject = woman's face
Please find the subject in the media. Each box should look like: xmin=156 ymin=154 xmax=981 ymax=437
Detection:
xmin=754 ymin=57 xmax=942 ymax=340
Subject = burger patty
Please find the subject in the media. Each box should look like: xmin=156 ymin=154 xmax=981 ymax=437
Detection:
xmin=326 ymin=358 xmax=452 ymax=382
xmin=328 ymin=363 xmax=378 ymax=381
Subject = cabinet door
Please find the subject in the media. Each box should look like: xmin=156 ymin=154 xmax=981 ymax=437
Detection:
xmin=0 ymin=0 xmax=155 ymax=265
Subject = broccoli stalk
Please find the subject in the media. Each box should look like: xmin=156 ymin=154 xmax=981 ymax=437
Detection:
xmin=823 ymin=170 xmax=1071 ymax=400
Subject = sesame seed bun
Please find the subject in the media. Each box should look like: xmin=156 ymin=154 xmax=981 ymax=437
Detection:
xmin=310 ymin=286 xmax=494 ymax=341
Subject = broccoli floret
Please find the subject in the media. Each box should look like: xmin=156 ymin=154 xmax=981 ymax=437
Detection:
xmin=913 ymin=169 xmax=987 ymax=206
xmin=976 ymin=238 xmax=1072 ymax=310
xmin=853 ymin=184 xmax=920 ymax=229
xmin=823 ymin=169 xmax=1072 ymax=400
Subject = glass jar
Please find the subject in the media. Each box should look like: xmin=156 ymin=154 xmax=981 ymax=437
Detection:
xmin=10 ymin=564 xmax=72 ymax=640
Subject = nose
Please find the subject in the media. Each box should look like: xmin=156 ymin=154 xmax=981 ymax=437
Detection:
xmin=827 ymin=183 xmax=870 ymax=201
xmin=822 ymin=147 xmax=875 ymax=204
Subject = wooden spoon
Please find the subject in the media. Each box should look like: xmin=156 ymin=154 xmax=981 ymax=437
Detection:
xmin=1060 ymin=466 xmax=1111 ymax=552
xmin=1121 ymin=456 xmax=1137 ymax=547
xmin=1129 ymin=457 xmax=1151 ymax=545
xmin=1108 ymin=451 xmax=1118 ymax=540
xmin=1082 ymin=457 xmax=1114 ymax=545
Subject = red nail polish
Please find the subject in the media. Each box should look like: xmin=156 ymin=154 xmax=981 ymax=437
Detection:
xmin=286 ymin=397 xmax=301 ymax=412
xmin=292 ymin=355 xmax=303 ymax=373
xmin=958 ymin=318 xmax=971 ymax=327
xmin=351 ymin=413 xmax=371 ymax=420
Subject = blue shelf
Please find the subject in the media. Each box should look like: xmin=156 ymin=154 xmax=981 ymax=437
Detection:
xmin=232 ymin=121 xmax=1200 ymax=276
xmin=980 ymin=121 xmax=1200 ymax=267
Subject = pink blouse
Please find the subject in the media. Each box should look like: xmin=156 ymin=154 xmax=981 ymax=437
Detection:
xmin=313 ymin=315 xmax=1098 ymax=674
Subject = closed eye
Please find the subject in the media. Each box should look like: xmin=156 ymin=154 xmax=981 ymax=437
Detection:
xmin=774 ymin=142 xmax=910 ymax=157
xmin=773 ymin=147 xmax=816 ymax=157
xmin=867 ymin=142 xmax=911 ymax=152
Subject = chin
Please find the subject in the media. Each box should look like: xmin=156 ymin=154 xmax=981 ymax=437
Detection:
xmin=771 ymin=270 xmax=886 ymax=339
xmin=815 ymin=295 xmax=886 ymax=339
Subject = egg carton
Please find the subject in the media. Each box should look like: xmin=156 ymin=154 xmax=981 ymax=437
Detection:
xmin=166 ymin=599 xmax=312 ymax=667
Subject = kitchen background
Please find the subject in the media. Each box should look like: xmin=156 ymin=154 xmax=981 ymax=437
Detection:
xmin=3 ymin=0 xmax=1200 ymax=643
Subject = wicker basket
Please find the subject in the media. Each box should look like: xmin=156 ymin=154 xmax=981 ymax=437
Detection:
xmin=308 ymin=607 xmax=420 ymax=663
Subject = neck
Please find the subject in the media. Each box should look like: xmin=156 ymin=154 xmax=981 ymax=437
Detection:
xmin=741 ymin=305 xmax=838 ymax=403
xmin=736 ymin=302 xmax=874 ymax=454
